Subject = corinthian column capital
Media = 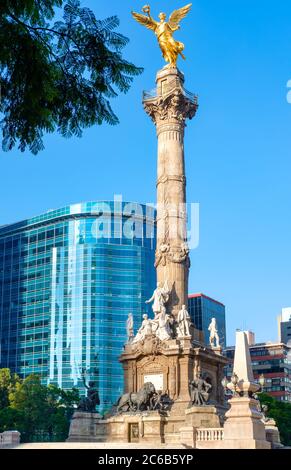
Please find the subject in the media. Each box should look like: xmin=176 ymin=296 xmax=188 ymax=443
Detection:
xmin=143 ymin=91 xmax=198 ymax=128
xmin=142 ymin=68 xmax=198 ymax=128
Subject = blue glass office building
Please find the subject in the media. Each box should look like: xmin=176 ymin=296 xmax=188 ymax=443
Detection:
xmin=188 ymin=293 xmax=226 ymax=348
xmin=0 ymin=201 xmax=156 ymax=411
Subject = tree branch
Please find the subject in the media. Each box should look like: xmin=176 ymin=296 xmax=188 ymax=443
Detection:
xmin=7 ymin=11 xmax=91 ymax=68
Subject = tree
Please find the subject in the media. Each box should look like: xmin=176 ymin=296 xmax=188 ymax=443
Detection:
xmin=9 ymin=374 xmax=53 ymax=441
xmin=0 ymin=369 xmax=80 ymax=442
xmin=7 ymin=374 xmax=80 ymax=441
xmin=0 ymin=407 xmax=26 ymax=435
xmin=0 ymin=369 xmax=80 ymax=441
xmin=0 ymin=0 xmax=143 ymax=154
xmin=259 ymin=392 xmax=291 ymax=446
xmin=47 ymin=383 xmax=80 ymax=421
xmin=0 ymin=368 xmax=20 ymax=409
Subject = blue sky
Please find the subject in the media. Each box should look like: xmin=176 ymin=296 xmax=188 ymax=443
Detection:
xmin=1 ymin=0 xmax=291 ymax=344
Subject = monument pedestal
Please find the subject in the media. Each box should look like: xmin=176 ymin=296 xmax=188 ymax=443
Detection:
xmin=222 ymin=331 xmax=273 ymax=449
xmin=117 ymin=334 xmax=228 ymax=446
xmin=165 ymin=404 xmax=225 ymax=447
xmin=67 ymin=412 xmax=105 ymax=442
xmin=120 ymin=335 xmax=227 ymax=408
xmin=142 ymin=412 xmax=166 ymax=443
xmin=179 ymin=426 xmax=197 ymax=448
xmin=104 ymin=411 xmax=166 ymax=444
xmin=222 ymin=397 xmax=271 ymax=449
xmin=185 ymin=405 xmax=223 ymax=428
xmin=67 ymin=336 xmax=228 ymax=446
xmin=211 ymin=346 xmax=223 ymax=356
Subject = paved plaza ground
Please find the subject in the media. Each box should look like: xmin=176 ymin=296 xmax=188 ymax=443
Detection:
xmin=1 ymin=442 xmax=185 ymax=449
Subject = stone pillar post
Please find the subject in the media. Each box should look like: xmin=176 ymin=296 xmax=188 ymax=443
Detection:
xmin=223 ymin=397 xmax=271 ymax=449
xmin=223 ymin=330 xmax=271 ymax=448
xmin=143 ymin=68 xmax=198 ymax=318
xmin=178 ymin=356 xmax=191 ymax=401
xmin=217 ymin=364 xmax=224 ymax=405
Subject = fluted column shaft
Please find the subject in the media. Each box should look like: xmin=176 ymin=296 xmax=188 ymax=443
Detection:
xmin=143 ymin=68 xmax=198 ymax=318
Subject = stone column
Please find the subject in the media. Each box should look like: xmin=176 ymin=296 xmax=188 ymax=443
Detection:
xmin=178 ymin=356 xmax=192 ymax=401
xmin=143 ymin=68 xmax=198 ymax=318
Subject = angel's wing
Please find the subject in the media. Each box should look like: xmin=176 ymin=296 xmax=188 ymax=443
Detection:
xmin=131 ymin=12 xmax=157 ymax=31
xmin=169 ymin=3 xmax=192 ymax=28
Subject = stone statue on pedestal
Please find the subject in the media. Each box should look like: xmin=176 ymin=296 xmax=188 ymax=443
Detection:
xmin=132 ymin=280 xmax=174 ymax=344
xmin=132 ymin=310 xmax=174 ymax=344
xmin=149 ymin=391 xmax=173 ymax=411
xmin=189 ymin=374 xmax=212 ymax=406
xmin=208 ymin=318 xmax=220 ymax=348
xmin=132 ymin=314 xmax=152 ymax=344
xmin=177 ymin=304 xmax=191 ymax=337
xmin=260 ymin=404 xmax=271 ymax=424
xmin=126 ymin=312 xmax=134 ymax=343
xmin=155 ymin=309 xmax=172 ymax=341
xmin=145 ymin=281 xmax=170 ymax=318
xmin=77 ymin=370 xmax=100 ymax=413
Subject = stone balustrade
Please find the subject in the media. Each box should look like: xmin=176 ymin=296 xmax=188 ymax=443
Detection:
xmin=196 ymin=428 xmax=224 ymax=442
xmin=0 ymin=431 xmax=21 ymax=446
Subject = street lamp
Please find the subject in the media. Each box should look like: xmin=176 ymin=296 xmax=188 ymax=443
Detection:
xmin=230 ymin=372 xmax=239 ymax=395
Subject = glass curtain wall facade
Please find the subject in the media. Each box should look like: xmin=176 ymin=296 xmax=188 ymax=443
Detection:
xmin=188 ymin=293 xmax=226 ymax=348
xmin=0 ymin=201 xmax=156 ymax=412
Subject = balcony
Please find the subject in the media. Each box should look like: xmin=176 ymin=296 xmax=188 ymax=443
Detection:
xmin=143 ymin=80 xmax=198 ymax=105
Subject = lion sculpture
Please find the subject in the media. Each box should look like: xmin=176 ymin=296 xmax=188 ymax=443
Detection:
xmin=117 ymin=382 xmax=156 ymax=412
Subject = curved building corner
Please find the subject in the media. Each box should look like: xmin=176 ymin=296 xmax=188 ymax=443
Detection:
xmin=0 ymin=201 xmax=156 ymax=412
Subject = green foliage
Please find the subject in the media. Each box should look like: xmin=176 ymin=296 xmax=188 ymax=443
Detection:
xmin=0 ymin=0 xmax=143 ymax=153
xmin=0 ymin=368 xmax=21 ymax=409
xmin=0 ymin=407 xmax=27 ymax=435
xmin=0 ymin=369 xmax=80 ymax=442
xmin=259 ymin=392 xmax=291 ymax=446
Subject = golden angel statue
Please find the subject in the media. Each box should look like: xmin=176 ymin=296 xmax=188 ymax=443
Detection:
xmin=132 ymin=4 xmax=192 ymax=68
